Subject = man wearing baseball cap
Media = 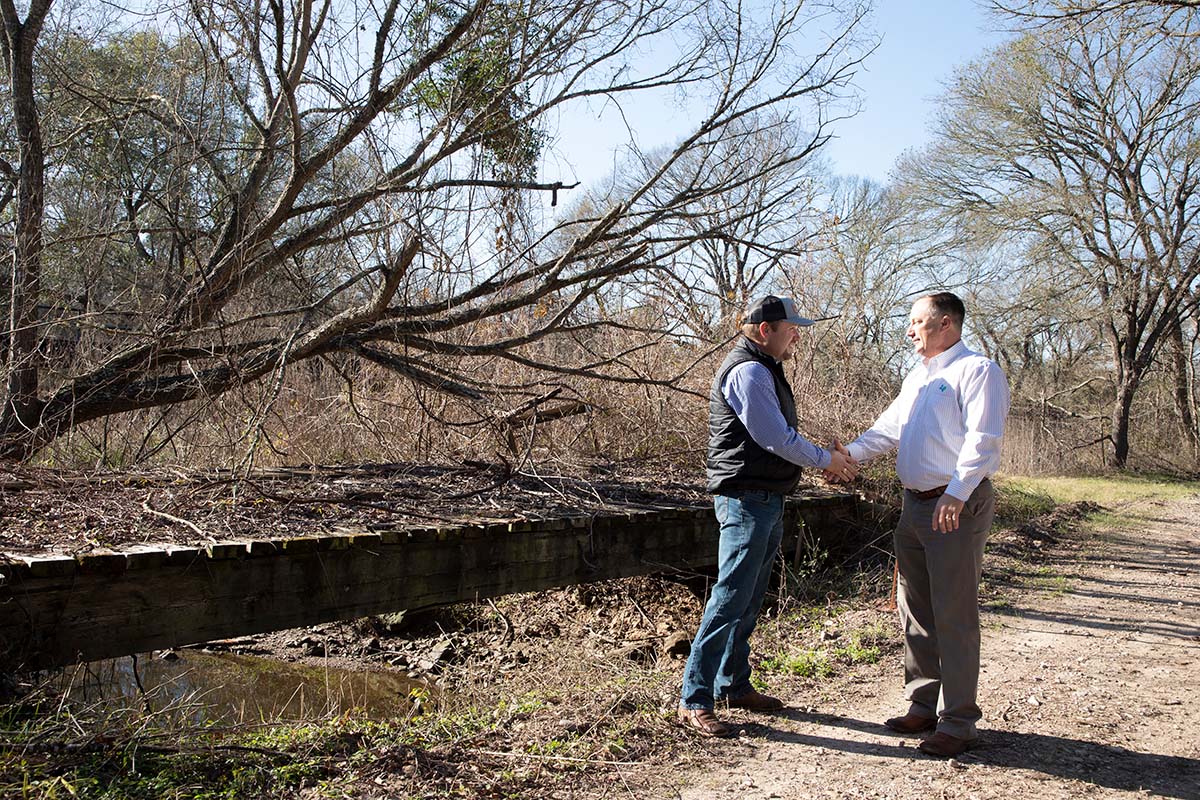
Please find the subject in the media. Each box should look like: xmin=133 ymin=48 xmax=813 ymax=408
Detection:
xmin=678 ymin=295 xmax=858 ymax=737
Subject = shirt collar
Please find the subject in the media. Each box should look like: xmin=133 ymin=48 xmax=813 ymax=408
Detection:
xmin=924 ymin=338 xmax=968 ymax=370
xmin=741 ymin=336 xmax=778 ymax=363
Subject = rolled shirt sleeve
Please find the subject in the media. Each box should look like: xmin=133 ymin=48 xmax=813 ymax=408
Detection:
xmin=845 ymin=372 xmax=919 ymax=464
xmin=723 ymin=362 xmax=832 ymax=470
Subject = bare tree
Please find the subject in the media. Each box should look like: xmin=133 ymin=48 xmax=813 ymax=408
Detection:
xmin=905 ymin=8 xmax=1200 ymax=467
xmin=967 ymin=260 xmax=1105 ymax=398
xmin=0 ymin=0 xmax=871 ymax=461
xmin=1166 ymin=314 xmax=1200 ymax=450
xmin=990 ymin=0 xmax=1199 ymax=24
xmin=598 ymin=114 xmax=837 ymax=336
xmin=791 ymin=177 xmax=964 ymax=370
xmin=0 ymin=0 xmax=52 ymax=443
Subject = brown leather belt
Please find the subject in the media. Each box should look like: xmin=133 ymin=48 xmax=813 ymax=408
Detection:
xmin=907 ymin=485 xmax=948 ymax=501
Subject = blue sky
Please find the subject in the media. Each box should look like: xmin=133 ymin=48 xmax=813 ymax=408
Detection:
xmin=544 ymin=1 xmax=1010 ymax=195
xmin=825 ymin=1 xmax=1009 ymax=182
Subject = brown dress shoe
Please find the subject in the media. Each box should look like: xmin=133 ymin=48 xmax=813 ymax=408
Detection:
xmin=884 ymin=713 xmax=937 ymax=733
xmin=677 ymin=707 xmax=733 ymax=738
xmin=918 ymin=731 xmax=977 ymax=757
xmin=724 ymin=689 xmax=785 ymax=713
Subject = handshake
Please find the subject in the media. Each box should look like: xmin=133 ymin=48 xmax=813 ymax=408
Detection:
xmin=822 ymin=440 xmax=859 ymax=484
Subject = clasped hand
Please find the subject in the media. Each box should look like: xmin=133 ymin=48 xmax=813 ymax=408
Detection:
xmin=821 ymin=439 xmax=859 ymax=484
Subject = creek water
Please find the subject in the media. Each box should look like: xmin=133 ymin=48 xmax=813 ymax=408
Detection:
xmin=55 ymin=649 xmax=425 ymax=725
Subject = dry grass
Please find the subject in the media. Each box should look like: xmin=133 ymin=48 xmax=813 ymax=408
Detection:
xmin=32 ymin=326 xmax=1200 ymax=481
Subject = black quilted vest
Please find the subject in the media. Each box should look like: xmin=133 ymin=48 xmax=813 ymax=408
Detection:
xmin=705 ymin=337 xmax=802 ymax=495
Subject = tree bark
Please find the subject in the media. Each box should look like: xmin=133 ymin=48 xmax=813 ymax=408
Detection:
xmin=1110 ymin=371 xmax=1139 ymax=469
xmin=1169 ymin=317 xmax=1200 ymax=452
xmin=0 ymin=0 xmax=52 ymax=444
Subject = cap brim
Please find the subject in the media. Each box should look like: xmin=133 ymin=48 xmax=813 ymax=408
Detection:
xmin=777 ymin=297 xmax=817 ymax=327
xmin=797 ymin=313 xmax=841 ymax=326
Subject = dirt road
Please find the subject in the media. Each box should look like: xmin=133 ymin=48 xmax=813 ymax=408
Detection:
xmin=659 ymin=496 xmax=1200 ymax=800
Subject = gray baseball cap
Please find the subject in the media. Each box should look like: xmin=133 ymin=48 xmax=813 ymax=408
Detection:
xmin=745 ymin=295 xmax=815 ymax=327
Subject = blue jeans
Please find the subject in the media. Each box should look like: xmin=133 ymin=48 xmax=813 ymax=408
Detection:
xmin=681 ymin=490 xmax=785 ymax=709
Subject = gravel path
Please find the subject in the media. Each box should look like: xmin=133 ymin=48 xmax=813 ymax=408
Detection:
xmin=662 ymin=496 xmax=1200 ymax=800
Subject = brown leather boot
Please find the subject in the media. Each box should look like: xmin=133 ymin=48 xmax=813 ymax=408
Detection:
xmin=725 ymin=689 xmax=785 ymax=713
xmin=918 ymin=731 xmax=978 ymax=757
xmin=677 ymin=707 xmax=733 ymax=738
xmin=884 ymin=713 xmax=937 ymax=733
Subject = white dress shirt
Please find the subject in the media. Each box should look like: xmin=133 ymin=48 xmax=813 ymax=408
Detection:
xmin=846 ymin=340 xmax=1010 ymax=501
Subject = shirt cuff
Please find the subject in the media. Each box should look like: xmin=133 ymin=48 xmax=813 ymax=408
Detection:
xmin=846 ymin=442 xmax=866 ymax=463
xmin=944 ymin=477 xmax=978 ymax=502
xmin=816 ymin=449 xmax=832 ymax=470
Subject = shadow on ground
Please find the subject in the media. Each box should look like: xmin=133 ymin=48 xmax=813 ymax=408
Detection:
xmin=748 ymin=712 xmax=1200 ymax=800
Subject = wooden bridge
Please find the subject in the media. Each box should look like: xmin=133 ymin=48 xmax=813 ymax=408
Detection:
xmin=1 ymin=492 xmax=870 ymax=671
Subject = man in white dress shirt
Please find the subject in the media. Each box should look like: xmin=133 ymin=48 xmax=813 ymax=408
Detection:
xmin=842 ymin=292 xmax=1010 ymax=757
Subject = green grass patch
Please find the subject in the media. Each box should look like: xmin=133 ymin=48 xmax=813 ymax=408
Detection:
xmin=832 ymin=639 xmax=881 ymax=666
xmin=0 ymin=688 xmax=549 ymax=800
xmin=997 ymin=474 xmax=1200 ymax=507
xmin=1026 ymin=565 xmax=1071 ymax=596
xmin=829 ymin=623 xmax=889 ymax=666
xmin=4 ymin=744 xmax=325 ymax=800
xmin=993 ymin=474 xmax=1200 ymax=531
xmin=776 ymin=603 xmax=842 ymax=631
xmin=992 ymin=480 xmax=1057 ymax=527
xmin=758 ymin=618 xmax=893 ymax=680
xmin=495 ymin=692 xmax=549 ymax=718
xmin=759 ymin=649 xmax=833 ymax=679
xmin=848 ymin=621 xmax=891 ymax=647
xmin=525 ymin=735 xmax=576 ymax=757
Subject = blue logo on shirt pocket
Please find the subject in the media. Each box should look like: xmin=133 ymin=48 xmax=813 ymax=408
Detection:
xmin=938 ymin=383 xmax=949 ymax=393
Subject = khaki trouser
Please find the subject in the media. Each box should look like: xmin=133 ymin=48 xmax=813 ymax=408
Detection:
xmin=894 ymin=478 xmax=994 ymax=740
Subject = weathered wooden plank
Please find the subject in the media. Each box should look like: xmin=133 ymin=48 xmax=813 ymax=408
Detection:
xmin=246 ymin=540 xmax=282 ymax=558
xmin=165 ymin=547 xmax=204 ymax=567
xmin=0 ymin=494 xmax=861 ymax=670
xmin=206 ymin=542 xmax=245 ymax=560
xmin=124 ymin=549 xmax=169 ymax=571
xmin=77 ymin=551 xmax=128 ymax=575
xmin=21 ymin=556 xmax=76 ymax=579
